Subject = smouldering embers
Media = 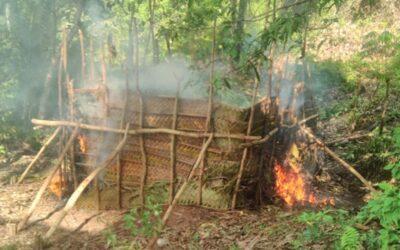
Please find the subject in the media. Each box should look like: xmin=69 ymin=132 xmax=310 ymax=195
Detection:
xmin=274 ymin=144 xmax=334 ymax=207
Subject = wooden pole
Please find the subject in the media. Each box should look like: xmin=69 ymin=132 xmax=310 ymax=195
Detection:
xmin=231 ymin=73 xmax=260 ymax=209
xmin=301 ymin=127 xmax=376 ymax=192
xmin=240 ymin=114 xmax=318 ymax=148
xmin=169 ymin=85 xmax=179 ymax=204
xmin=17 ymin=127 xmax=62 ymax=184
xmin=116 ymin=69 xmax=130 ymax=209
xmin=78 ymin=29 xmax=86 ymax=83
xmin=67 ymin=80 xmax=78 ymax=190
xmin=198 ymin=18 xmax=216 ymax=205
xmin=89 ymin=37 xmax=95 ymax=82
xmin=44 ymin=124 xmax=130 ymax=240
xmin=31 ymin=119 xmax=260 ymax=141
xmin=146 ymin=134 xmax=214 ymax=249
xmin=18 ymin=126 xmax=80 ymax=231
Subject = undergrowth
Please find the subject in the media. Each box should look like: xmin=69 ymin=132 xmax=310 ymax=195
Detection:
xmin=295 ymin=127 xmax=400 ymax=249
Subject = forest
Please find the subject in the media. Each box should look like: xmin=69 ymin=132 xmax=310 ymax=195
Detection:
xmin=0 ymin=0 xmax=399 ymax=249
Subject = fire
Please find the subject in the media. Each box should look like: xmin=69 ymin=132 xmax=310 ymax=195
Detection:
xmin=49 ymin=170 xmax=66 ymax=199
xmin=274 ymin=144 xmax=334 ymax=207
xmin=77 ymin=134 xmax=87 ymax=153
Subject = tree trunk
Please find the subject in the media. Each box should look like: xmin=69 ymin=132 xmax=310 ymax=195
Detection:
xmin=148 ymin=0 xmax=160 ymax=64
xmin=233 ymin=0 xmax=247 ymax=62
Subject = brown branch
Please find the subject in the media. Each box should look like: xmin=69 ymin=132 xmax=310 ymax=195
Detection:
xmin=326 ymin=133 xmax=372 ymax=145
xmin=18 ymin=126 xmax=80 ymax=232
xmin=69 ymin=212 xmax=103 ymax=235
xmin=169 ymin=87 xmax=179 ymax=204
xmin=301 ymin=127 xmax=376 ymax=192
xmin=138 ymin=94 xmax=148 ymax=209
xmin=44 ymin=124 xmax=130 ymax=240
xmin=31 ymin=119 xmax=261 ymax=141
xmin=18 ymin=127 xmax=62 ymax=184
xmin=241 ymin=114 xmax=319 ymax=148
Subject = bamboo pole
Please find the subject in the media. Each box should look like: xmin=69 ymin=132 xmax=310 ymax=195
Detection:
xmin=301 ymin=127 xmax=376 ymax=192
xmin=44 ymin=124 xmax=130 ymax=240
xmin=17 ymin=127 xmax=62 ymax=184
xmin=146 ymin=134 xmax=214 ymax=249
xmin=231 ymin=73 xmax=260 ymax=209
xmin=18 ymin=126 xmax=80 ymax=231
xmin=198 ymin=18 xmax=216 ymax=205
xmin=31 ymin=119 xmax=260 ymax=141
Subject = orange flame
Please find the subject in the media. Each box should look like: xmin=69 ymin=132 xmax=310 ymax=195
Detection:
xmin=274 ymin=144 xmax=334 ymax=207
xmin=49 ymin=170 xmax=66 ymax=199
xmin=77 ymin=134 xmax=87 ymax=153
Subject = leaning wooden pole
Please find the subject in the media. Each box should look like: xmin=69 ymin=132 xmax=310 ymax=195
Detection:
xmin=17 ymin=127 xmax=62 ymax=184
xmin=231 ymin=72 xmax=260 ymax=209
xmin=197 ymin=18 xmax=216 ymax=205
xmin=301 ymin=127 xmax=376 ymax=192
xmin=147 ymin=134 xmax=214 ymax=249
xmin=44 ymin=124 xmax=130 ymax=240
xmin=18 ymin=126 xmax=80 ymax=231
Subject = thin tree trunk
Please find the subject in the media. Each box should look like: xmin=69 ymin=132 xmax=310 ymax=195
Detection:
xmin=233 ymin=0 xmax=247 ymax=62
xmin=148 ymin=0 xmax=159 ymax=64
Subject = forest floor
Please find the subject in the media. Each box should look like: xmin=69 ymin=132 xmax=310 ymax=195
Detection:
xmin=0 ymin=171 xmax=313 ymax=249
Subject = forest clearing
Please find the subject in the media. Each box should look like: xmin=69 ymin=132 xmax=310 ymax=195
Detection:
xmin=0 ymin=0 xmax=399 ymax=249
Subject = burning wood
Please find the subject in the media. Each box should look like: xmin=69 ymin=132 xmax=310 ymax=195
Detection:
xmin=49 ymin=170 xmax=67 ymax=199
xmin=77 ymin=134 xmax=88 ymax=153
xmin=274 ymin=143 xmax=334 ymax=207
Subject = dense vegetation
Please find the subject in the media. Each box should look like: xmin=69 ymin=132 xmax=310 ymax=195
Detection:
xmin=0 ymin=0 xmax=399 ymax=249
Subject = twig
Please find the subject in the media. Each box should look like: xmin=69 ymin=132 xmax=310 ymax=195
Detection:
xmin=301 ymin=127 xmax=376 ymax=192
xmin=44 ymin=124 xmax=130 ymax=240
xmin=24 ymin=202 xmax=65 ymax=230
xmin=18 ymin=127 xmax=62 ymax=184
xmin=69 ymin=212 xmax=103 ymax=235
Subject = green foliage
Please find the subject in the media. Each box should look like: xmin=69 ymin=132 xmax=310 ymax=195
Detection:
xmin=296 ymin=127 xmax=400 ymax=249
xmin=338 ymin=226 xmax=361 ymax=250
xmin=103 ymin=229 xmax=118 ymax=249
xmin=298 ymin=210 xmax=335 ymax=242
xmin=123 ymin=196 xmax=163 ymax=239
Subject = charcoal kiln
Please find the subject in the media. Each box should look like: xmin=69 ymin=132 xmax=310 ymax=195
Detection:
xmin=73 ymin=89 xmax=279 ymax=210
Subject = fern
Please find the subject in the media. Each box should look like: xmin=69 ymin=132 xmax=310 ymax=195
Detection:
xmin=338 ymin=226 xmax=361 ymax=250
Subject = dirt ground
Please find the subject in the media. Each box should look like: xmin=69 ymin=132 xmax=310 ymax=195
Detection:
xmin=0 ymin=160 xmax=314 ymax=250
